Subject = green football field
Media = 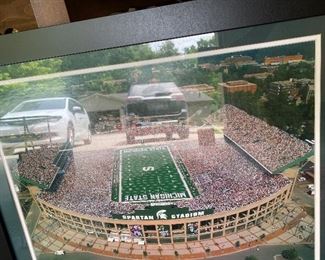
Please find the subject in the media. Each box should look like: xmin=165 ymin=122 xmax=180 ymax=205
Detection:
xmin=114 ymin=146 xmax=198 ymax=203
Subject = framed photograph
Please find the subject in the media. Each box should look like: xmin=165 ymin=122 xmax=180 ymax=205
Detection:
xmin=0 ymin=1 xmax=324 ymax=260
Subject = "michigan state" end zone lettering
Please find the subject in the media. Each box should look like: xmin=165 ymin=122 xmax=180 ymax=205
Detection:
xmin=124 ymin=192 xmax=187 ymax=202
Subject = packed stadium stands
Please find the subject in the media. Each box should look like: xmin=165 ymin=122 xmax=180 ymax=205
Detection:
xmin=222 ymin=104 xmax=312 ymax=172
xmin=16 ymin=104 xmax=311 ymax=219
xmin=17 ymin=143 xmax=73 ymax=190
xmin=18 ymin=145 xmax=60 ymax=188
xmin=171 ymin=140 xmax=290 ymax=212
xmin=36 ymin=138 xmax=290 ymax=217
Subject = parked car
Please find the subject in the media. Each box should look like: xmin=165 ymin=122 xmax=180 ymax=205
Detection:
xmin=307 ymin=184 xmax=315 ymax=190
xmin=298 ymin=176 xmax=306 ymax=182
xmin=0 ymin=97 xmax=91 ymax=150
xmin=307 ymin=184 xmax=315 ymax=196
xmin=307 ymin=189 xmax=315 ymax=196
xmin=54 ymin=250 xmax=65 ymax=255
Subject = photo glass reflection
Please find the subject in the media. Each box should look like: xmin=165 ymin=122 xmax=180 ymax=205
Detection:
xmin=0 ymin=33 xmax=317 ymax=259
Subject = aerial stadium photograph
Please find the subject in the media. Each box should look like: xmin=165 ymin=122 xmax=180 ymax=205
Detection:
xmin=0 ymin=32 xmax=318 ymax=260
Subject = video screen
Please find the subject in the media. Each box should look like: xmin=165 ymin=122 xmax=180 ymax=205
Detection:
xmin=0 ymin=33 xmax=316 ymax=258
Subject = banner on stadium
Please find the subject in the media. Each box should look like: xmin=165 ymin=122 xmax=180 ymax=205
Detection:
xmin=112 ymin=206 xmax=214 ymax=220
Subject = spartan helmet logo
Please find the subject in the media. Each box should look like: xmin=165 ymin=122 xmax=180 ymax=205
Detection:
xmin=156 ymin=209 xmax=167 ymax=219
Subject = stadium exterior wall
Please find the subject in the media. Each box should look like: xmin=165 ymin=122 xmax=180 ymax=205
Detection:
xmin=35 ymin=184 xmax=292 ymax=244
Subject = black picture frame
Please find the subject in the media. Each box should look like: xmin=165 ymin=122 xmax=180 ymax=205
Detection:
xmin=0 ymin=0 xmax=325 ymax=65
xmin=0 ymin=1 xmax=324 ymax=259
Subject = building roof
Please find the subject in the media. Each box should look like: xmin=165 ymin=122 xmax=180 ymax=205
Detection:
xmin=220 ymin=55 xmax=257 ymax=66
xmin=223 ymin=80 xmax=254 ymax=86
xmin=79 ymin=93 xmax=126 ymax=112
xmin=182 ymin=91 xmax=213 ymax=103
xmin=264 ymin=54 xmax=303 ymax=65
xmin=271 ymin=78 xmax=314 ymax=89
xmin=219 ymin=80 xmax=257 ymax=89
xmin=181 ymin=84 xmax=215 ymax=93
xmin=243 ymin=72 xmax=273 ymax=79
xmin=129 ymin=82 xmax=180 ymax=97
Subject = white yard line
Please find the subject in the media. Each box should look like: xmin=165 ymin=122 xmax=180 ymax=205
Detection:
xmin=166 ymin=146 xmax=193 ymax=199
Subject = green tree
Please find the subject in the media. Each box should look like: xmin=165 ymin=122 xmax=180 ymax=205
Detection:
xmin=184 ymin=45 xmax=198 ymax=54
xmin=0 ymin=59 xmax=63 ymax=79
xmin=60 ymin=44 xmax=156 ymax=71
xmin=0 ymin=79 xmax=67 ymax=116
xmin=197 ymin=38 xmax=214 ymax=49
xmin=245 ymin=255 xmax=258 ymax=260
xmin=281 ymin=247 xmax=299 ymax=260
xmin=157 ymin=41 xmax=179 ymax=57
xmin=273 ymin=63 xmax=314 ymax=81
xmin=222 ymin=64 xmax=263 ymax=82
xmin=184 ymin=34 xmax=219 ymax=53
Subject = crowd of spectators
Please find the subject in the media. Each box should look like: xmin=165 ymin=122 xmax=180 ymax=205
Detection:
xmin=126 ymin=124 xmax=189 ymax=142
xmin=36 ymin=137 xmax=290 ymax=217
xmin=37 ymin=149 xmax=145 ymax=217
xmin=187 ymin=222 xmax=199 ymax=235
xmin=18 ymin=104 xmax=304 ymax=217
xmin=18 ymin=145 xmax=60 ymax=187
xmin=170 ymin=140 xmax=290 ymax=212
xmin=197 ymin=127 xmax=215 ymax=146
xmin=221 ymin=105 xmax=312 ymax=172
xmin=158 ymin=225 xmax=170 ymax=237
xmin=130 ymin=225 xmax=143 ymax=237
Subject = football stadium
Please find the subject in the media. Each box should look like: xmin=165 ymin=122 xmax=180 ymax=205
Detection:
xmin=13 ymin=105 xmax=313 ymax=258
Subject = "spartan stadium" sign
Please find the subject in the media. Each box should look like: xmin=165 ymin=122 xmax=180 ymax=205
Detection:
xmin=112 ymin=206 xmax=214 ymax=220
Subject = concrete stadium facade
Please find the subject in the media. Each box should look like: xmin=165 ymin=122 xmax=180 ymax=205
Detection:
xmin=35 ymin=183 xmax=292 ymax=244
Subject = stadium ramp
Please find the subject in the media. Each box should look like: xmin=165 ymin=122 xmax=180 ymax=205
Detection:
xmin=48 ymin=142 xmax=73 ymax=192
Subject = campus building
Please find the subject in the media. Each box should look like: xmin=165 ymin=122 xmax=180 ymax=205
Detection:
xmin=264 ymin=55 xmax=304 ymax=65
xmin=219 ymin=80 xmax=257 ymax=94
xmin=220 ymin=55 xmax=257 ymax=67
xmin=269 ymin=78 xmax=314 ymax=103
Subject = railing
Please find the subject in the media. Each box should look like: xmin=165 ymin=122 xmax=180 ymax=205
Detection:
xmin=0 ymin=115 xmax=58 ymax=150
xmin=48 ymin=142 xmax=73 ymax=191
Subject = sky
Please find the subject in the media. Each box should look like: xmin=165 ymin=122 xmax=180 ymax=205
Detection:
xmin=149 ymin=33 xmax=214 ymax=53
